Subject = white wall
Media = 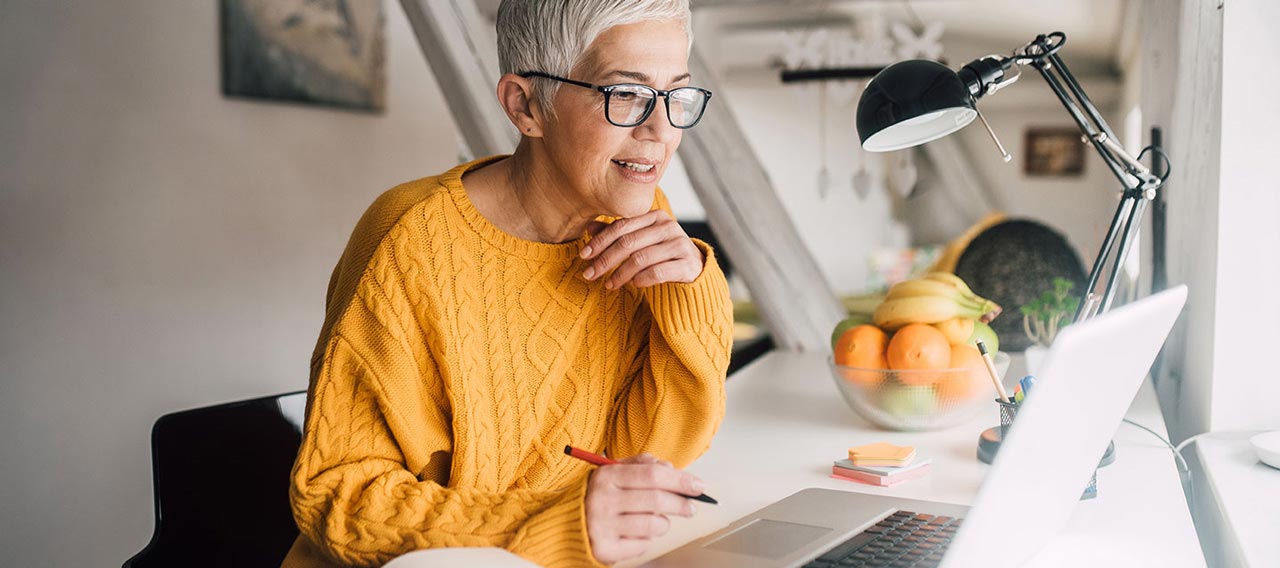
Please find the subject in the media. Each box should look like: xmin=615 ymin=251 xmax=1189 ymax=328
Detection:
xmin=0 ymin=1 xmax=461 ymax=565
xmin=951 ymin=104 xmax=1122 ymax=269
xmin=1211 ymin=0 xmax=1280 ymax=434
xmin=1136 ymin=0 xmax=1230 ymax=442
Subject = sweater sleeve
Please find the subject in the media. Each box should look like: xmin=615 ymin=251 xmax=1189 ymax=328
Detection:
xmin=606 ymin=238 xmax=734 ymax=468
xmin=290 ymin=266 xmax=598 ymax=567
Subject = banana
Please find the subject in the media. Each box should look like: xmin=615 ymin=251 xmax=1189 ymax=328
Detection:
xmin=886 ymin=279 xmax=984 ymax=307
xmin=873 ymin=295 xmax=989 ymax=330
xmin=917 ymin=272 xmax=1002 ymax=321
xmin=922 ymin=272 xmax=976 ymax=295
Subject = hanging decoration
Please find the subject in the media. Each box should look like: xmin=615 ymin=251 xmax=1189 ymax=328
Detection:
xmin=778 ymin=9 xmax=944 ymax=201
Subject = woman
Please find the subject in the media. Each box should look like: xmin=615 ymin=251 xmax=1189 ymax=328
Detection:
xmin=282 ymin=1 xmax=733 ymax=566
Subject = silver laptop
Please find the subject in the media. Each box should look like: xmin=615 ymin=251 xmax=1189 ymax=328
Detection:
xmin=645 ymin=286 xmax=1188 ymax=568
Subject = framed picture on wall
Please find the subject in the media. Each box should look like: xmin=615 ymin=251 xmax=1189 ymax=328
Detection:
xmin=1024 ymin=128 xmax=1085 ymax=177
xmin=220 ymin=0 xmax=386 ymax=112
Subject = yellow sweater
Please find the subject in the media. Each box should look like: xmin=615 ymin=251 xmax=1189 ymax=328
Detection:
xmin=283 ymin=156 xmax=734 ymax=568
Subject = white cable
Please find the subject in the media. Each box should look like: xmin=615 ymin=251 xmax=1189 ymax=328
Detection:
xmin=1174 ymin=432 xmax=1213 ymax=455
xmin=1121 ymin=418 xmax=1189 ymax=476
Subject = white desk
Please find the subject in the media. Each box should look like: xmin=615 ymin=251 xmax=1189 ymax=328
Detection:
xmin=624 ymin=350 xmax=1204 ymax=567
xmin=387 ymin=350 xmax=1204 ymax=567
xmin=1190 ymin=432 xmax=1280 ymax=567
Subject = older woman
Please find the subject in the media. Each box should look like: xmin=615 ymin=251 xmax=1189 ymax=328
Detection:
xmin=281 ymin=1 xmax=732 ymax=567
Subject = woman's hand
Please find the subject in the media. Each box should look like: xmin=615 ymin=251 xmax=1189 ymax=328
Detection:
xmin=581 ymin=211 xmax=704 ymax=289
xmin=585 ymin=453 xmax=705 ymax=565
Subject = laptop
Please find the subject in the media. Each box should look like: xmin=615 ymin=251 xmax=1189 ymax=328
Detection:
xmin=644 ymin=285 xmax=1188 ymax=568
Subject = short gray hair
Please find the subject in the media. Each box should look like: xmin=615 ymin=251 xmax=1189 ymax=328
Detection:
xmin=496 ymin=0 xmax=692 ymax=118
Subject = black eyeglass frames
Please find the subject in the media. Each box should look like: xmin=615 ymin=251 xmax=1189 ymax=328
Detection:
xmin=518 ymin=71 xmax=713 ymax=129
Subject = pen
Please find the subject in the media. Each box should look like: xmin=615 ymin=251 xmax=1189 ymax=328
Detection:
xmin=563 ymin=445 xmax=718 ymax=505
xmin=975 ymin=340 xmax=1012 ymax=403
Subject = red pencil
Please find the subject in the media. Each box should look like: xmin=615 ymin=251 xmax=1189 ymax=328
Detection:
xmin=563 ymin=445 xmax=718 ymax=505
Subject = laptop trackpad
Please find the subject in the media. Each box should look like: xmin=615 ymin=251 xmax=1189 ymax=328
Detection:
xmin=702 ymin=519 xmax=833 ymax=559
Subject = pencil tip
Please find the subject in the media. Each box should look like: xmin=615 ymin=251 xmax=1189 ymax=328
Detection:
xmin=564 ymin=445 xmax=572 ymax=455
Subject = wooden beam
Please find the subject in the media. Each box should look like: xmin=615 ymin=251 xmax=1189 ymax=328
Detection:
xmin=680 ymin=48 xmax=846 ymax=352
xmin=399 ymin=0 xmax=844 ymax=352
xmin=399 ymin=0 xmax=519 ymax=157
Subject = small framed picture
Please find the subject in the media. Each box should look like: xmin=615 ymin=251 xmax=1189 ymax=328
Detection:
xmin=1024 ymin=128 xmax=1085 ymax=177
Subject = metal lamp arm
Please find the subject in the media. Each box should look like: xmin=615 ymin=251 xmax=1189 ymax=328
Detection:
xmin=966 ymin=33 xmax=1170 ymax=321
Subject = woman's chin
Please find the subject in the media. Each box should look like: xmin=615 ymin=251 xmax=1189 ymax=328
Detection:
xmin=609 ymin=192 xmax=657 ymax=218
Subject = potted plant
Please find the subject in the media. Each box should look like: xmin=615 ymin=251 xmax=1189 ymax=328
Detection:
xmin=1019 ymin=277 xmax=1080 ymax=375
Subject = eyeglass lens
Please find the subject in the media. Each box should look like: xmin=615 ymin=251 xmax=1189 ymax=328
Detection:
xmin=607 ymin=85 xmax=708 ymax=128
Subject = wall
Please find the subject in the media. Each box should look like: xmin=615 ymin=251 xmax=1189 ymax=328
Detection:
xmin=950 ymin=101 xmax=1121 ymax=268
xmin=0 ymin=1 xmax=462 ymax=565
xmin=1137 ymin=0 xmax=1230 ymax=443
xmin=1211 ymin=0 xmax=1280 ymax=433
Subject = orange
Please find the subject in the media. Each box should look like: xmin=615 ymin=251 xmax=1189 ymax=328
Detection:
xmin=934 ymin=344 xmax=987 ymax=401
xmin=834 ymin=325 xmax=889 ymax=369
xmin=886 ymin=324 xmax=951 ymax=385
xmin=933 ymin=318 xmax=976 ymax=345
xmin=834 ymin=325 xmax=890 ymax=388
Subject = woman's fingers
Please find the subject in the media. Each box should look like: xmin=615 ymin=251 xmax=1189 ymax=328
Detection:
xmin=611 ymin=463 xmax=704 ymax=496
xmin=626 ymin=258 xmax=701 ymax=289
xmin=617 ymin=488 xmax=697 ymax=517
xmin=583 ymin=224 xmax=671 ymax=282
xmin=605 ymin=239 xmax=688 ymax=289
xmin=578 ymin=210 xmax=705 ymax=289
xmin=581 ymin=211 xmax=662 ymax=261
xmin=592 ymin=536 xmax=650 ymax=564
xmin=584 ymin=460 xmax=701 ymax=565
xmin=615 ymin=513 xmax=672 ymax=539
xmin=611 ymin=460 xmax=701 ymax=493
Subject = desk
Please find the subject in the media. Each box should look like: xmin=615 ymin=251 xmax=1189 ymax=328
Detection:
xmin=1190 ymin=432 xmax=1280 ymax=567
xmin=386 ymin=350 xmax=1203 ymax=568
xmin=625 ymin=350 xmax=1203 ymax=567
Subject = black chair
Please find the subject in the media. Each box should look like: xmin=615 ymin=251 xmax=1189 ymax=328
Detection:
xmin=125 ymin=391 xmax=307 ymax=568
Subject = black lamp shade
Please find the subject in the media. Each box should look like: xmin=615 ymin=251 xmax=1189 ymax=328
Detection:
xmin=857 ymin=59 xmax=978 ymax=152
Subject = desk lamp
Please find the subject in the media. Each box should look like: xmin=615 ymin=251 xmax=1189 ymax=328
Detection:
xmin=856 ymin=32 xmax=1171 ymax=321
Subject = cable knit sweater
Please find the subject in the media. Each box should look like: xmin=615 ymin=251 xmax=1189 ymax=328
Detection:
xmin=282 ymin=156 xmax=733 ymax=568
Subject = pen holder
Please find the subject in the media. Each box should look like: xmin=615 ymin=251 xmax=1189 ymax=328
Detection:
xmin=978 ymin=397 xmax=1098 ymax=500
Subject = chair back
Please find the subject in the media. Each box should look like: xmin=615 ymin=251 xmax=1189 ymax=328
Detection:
xmin=124 ymin=391 xmax=307 ymax=568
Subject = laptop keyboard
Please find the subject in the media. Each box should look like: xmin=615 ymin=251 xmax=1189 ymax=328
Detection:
xmin=803 ymin=510 xmax=962 ymax=568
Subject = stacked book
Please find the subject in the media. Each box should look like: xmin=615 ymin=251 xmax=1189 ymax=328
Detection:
xmin=831 ymin=442 xmax=931 ymax=487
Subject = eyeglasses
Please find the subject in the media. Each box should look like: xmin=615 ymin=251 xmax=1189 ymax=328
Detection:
xmin=519 ymin=71 xmax=713 ymax=129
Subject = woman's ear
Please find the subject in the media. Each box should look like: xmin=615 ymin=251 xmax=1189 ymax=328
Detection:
xmin=496 ymin=74 xmax=546 ymax=138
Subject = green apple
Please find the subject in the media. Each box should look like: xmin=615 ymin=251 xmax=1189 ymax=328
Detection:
xmin=831 ymin=315 xmax=874 ymax=350
xmin=967 ymin=320 xmax=1000 ymax=354
xmin=881 ymin=385 xmax=938 ymax=417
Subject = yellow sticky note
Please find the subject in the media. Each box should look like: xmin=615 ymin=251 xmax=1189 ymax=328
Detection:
xmin=848 ymin=442 xmax=916 ymax=465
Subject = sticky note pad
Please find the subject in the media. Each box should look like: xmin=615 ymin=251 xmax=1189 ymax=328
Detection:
xmin=831 ymin=463 xmax=932 ymax=487
xmin=834 ymin=458 xmax=933 ymax=476
xmin=848 ymin=442 xmax=916 ymax=466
